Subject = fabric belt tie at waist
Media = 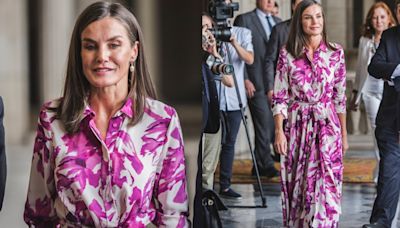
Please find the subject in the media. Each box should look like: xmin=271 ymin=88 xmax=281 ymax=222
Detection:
xmin=291 ymin=100 xmax=331 ymax=120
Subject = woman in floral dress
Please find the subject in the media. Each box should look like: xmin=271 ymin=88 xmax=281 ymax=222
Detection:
xmin=272 ymin=0 xmax=348 ymax=227
xmin=24 ymin=2 xmax=188 ymax=227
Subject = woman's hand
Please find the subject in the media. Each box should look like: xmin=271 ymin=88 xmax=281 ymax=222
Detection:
xmin=348 ymin=93 xmax=358 ymax=111
xmin=274 ymin=130 xmax=287 ymax=156
xmin=342 ymin=134 xmax=349 ymax=155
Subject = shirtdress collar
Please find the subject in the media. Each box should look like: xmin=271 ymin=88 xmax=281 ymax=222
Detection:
xmin=303 ymin=40 xmax=328 ymax=55
xmin=82 ymin=97 xmax=134 ymax=120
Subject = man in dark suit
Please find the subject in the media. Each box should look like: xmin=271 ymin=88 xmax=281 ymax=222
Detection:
xmin=0 ymin=96 xmax=6 ymax=211
xmin=265 ymin=0 xmax=302 ymax=101
xmin=234 ymin=0 xmax=281 ymax=177
xmin=363 ymin=23 xmax=400 ymax=228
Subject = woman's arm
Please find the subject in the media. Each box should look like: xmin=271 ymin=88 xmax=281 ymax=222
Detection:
xmin=272 ymin=48 xmax=290 ymax=156
xmin=338 ymin=113 xmax=349 ymax=153
xmin=153 ymin=109 xmax=189 ymax=228
xmin=24 ymin=105 xmax=58 ymax=227
xmin=274 ymin=114 xmax=287 ymax=156
xmin=333 ymin=47 xmax=349 ymax=153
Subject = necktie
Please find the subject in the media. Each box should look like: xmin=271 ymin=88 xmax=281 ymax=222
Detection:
xmin=266 ymin=15 xmax=273 ymax=31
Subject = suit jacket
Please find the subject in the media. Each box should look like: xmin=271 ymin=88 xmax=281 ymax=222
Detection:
xmin=0 ymin=96 xmax=6 ymax=210
xmin=265 ymin=19 xmax=291 ymax=92
xmin=234 ymin=9 xmax=282 ymax=93
xmin=202 ymin=63 xmax=220 ymax=134
xmin=368 ymin=26 xmax=400 ymax=130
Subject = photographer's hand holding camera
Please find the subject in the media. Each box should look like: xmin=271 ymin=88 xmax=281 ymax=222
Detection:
xmin=202 ymin=19 xmax=234 ymax=87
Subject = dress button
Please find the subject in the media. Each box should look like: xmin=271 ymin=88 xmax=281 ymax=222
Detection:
xmin=112 ymin=122 xmax=118 ymax=128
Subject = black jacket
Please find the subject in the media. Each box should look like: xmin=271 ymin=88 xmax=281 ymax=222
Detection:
xmin=202 ymin=63 xmax=220 ymax=134
xmin=265 ymin=19 xmax=291 ymax=92
xmin=0 ymin=96 xmax=7 ymax=210
xmin=368 ymin=26 xmax=400 ymax=130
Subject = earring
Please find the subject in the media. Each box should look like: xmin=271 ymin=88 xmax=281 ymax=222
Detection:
xmin=130 ymin=62 xmax=135 ymax=73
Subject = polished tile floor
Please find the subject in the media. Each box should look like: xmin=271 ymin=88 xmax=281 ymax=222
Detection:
xmin=216 ymin=134 xmax=400 ymax=228
xmin=218 ymin=183 xmax=387 ymax=228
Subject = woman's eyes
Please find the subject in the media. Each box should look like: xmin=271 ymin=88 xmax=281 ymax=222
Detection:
xmin=83 ymin=44 xmax=96 ymax=50
xmin=82 ymin=43 xmax=121 ymax=50
xmin=109 ymin=43 xmax=121 ymax=49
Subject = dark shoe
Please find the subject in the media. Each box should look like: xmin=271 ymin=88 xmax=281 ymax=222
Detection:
xmin=264 ymin=166 xmax=280 ymax=178
xmin=251 ymin=167 xmax=258 ymax=176
xmin=362 ymin=223 xmax=385 ymax=228
xmin=251 ymin=166 xmax=280 ymax=178
xmin=219 ymin=188 xmax=242 ymax=200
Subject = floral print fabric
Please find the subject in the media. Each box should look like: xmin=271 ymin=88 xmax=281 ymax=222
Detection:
xmin=272 ymin=42 xmax=346 ymax=227
xmin=24 ymin=98 xmax=189 ymax=228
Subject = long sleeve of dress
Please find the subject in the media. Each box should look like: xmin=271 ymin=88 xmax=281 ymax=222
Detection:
xmin=153 ymin=109 xmax=189 ymax=228
xmin=333 ymin=47 xmax=347 ymax=113
xmin=24 ymin=106 xmax=58 ymax=227
xmin=272 ymin=48 xmax=290 ymax=118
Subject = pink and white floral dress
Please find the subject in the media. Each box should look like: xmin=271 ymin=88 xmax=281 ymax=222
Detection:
xmin=272 ymin=42 xmax=346 ymax=228
xmin=24 ymin=98 xmax=189 ymax=228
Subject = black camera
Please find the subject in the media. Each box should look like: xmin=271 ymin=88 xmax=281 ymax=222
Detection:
xmin=209 ymin=0 xmax=239 ymax=22
xmin=208 ymin=0 xmax=239 ymax=42
xmin=208 ymin=28 xmax=231 ymax=42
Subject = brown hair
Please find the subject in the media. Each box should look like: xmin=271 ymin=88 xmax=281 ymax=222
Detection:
xmin=361 ymin=2 xmax=396 ymax=39
xmin=286 ymin=0 xmax=336 ymax=59
xmin=56 ymin=1 xmax=156 ymax=134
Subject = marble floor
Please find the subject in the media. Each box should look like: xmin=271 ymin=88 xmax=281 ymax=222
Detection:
xmin=218 ymin=183 xmax=385 ymax=228
xmin=217 ymin=136 xmax=400 ymax=228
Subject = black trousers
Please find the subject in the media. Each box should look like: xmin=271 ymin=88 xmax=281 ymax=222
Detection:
xmin=248 ymin=91 xmax=275 ymax=171
xmin=219 ymin=110 xmax=242 ymax=190
xmin=370 ymin=125 xmax=400 ymax=227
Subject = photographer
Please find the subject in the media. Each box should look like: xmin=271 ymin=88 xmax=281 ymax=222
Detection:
xmin=203 ymin=0 xmax=255 ymax=200
xmin=201 ymin=13 xmax=233 ymax=191
xmin=216 ymin=15 xmax=254 ymax=200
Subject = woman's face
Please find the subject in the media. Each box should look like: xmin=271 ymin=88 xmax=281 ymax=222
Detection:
xmin=81 ymin=17 xmax=138 ymax=90
xmin=301 ymin=4 xmax=323 ymax=38
xmin=371 ymin=7 xmax=390 ymax=34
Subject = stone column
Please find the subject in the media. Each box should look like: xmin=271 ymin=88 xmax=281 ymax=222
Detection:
xmin=135 ymin=0 xmax=160 ymax=94
xmin=40 ymin=0 xmax=74 ymax=103
xmin=279 ymin=0 xmax=292 ymax=20
xmin=322 ymin=0 xmax=348 ymax=48
xmin=0 ymin=0 xmax=29 ymax=144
